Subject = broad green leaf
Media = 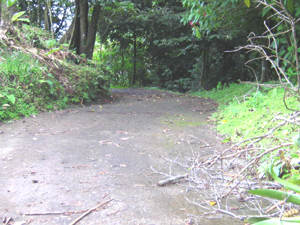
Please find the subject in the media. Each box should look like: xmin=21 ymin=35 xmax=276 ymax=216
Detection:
xmin=289 ymin=179 xmax=300 ymax=185
xmin=244 ymin=0 xmax=250 ymax=8
xmin=262 ymin=6 xmax=271 ymax=17
xmin=296 ymin=8 xmax=300 ymax=16
xmin=270 ymin=166 xmax=300 ymax=193
xmin=6 ymin=0 xmax=17 ymax=7
xmin=12 ymin=11 xmax=26 ymax=22
xmin=245 ymin=217 xmax=270 ymax=224
xmin=195 ymin=29 xmax=202 ymax=39
xmin=44 ymin=48 xmax=60 ymax=56
xmin=17 ymin=18 xmax=30 ymax=23
xmin=250 ymin=217 xmax=300 ymax=225
xmin=248 ymin=189 xmax=300 ymax=205
xmin=6 ymin=94 xmax=16 ymax=104
xmin=221 ymin=0 xmax=231 ymax=7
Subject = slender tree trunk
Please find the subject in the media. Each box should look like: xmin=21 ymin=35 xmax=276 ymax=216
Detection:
xmin=27 ymin=1 xmax=31 ymax=22
xmin=0 ymin=2 xmax=2 ymax=25
xmin=84 ymin=4 xmax=101 ymax=59
xmin=47 ymin=0 xmax=54 ymax=39
xmin=59 ymin=15 xmax=75 ymax=44
xmin=55 ymin=7 xmax=67 ymax=34
xmin=37 ymin=0 xmax=40 ymax=27
xmin=44 ymin=2 xmax=49 ymax=31
xmin=260 ymin=58 xmax=269 ymax=83
xmin=200 ymin=45 xmax=209 ymax=88
xmin=132 ymin=29 xmax=137 ymax=85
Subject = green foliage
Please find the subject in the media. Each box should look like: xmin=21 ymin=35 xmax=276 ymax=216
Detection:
xmin=4 ymin=0 xmax=17 ymax=8
xmin=21 ymin=24 xmax=53 ymax=49
xmin=181 ymin=0 xmax=252 ymax=40
xmin=192 ymin=83 xmax=253 ymax=104
xmin=246 ymin=165 xmax=300 ymax=224
xmin=195 ymin=84 xmax=297 ymax=144
xmin=0 ymin=51 xmax=67 ymax=121
xmin=248 ymin=189 xmax=300 ymax=205
xmin=0 ymin=49 xmax=110 ymax=122
xmin=11 ymin=11 xmax=30 ymax=23
xmin=94 ymin=46 xmax=125 ymax=87
xmin=0 ymin=22 xmax=110 ymax=122
xmin=194 ymin=82 xmax=300 ymax=181
xmin=64 ymin=60 xmax=110 ymax=103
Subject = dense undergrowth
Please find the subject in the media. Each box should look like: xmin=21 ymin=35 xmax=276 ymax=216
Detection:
xmin=193 ymin=83 xmax=297 ymax=144
xmin=0 ymin=25 xmax=110 ymax=122
xmin=193 ymin=83 xmax=300 ymax=177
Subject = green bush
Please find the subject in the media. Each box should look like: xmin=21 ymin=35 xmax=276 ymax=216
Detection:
xmin=0 ymin=51 xmax=67 ymax=121
xmin=0 ymin=49 xmax=110 ymax=122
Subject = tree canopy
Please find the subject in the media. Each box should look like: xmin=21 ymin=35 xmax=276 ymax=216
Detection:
xmin=0 ymin=0 xmax=299 ymax=91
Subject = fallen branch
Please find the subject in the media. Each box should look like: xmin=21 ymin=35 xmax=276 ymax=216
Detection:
xmin=157 ymin=173 xmax=189 ymax=186
xmin=228 ymin=143 xmax=292 ymax=185
xmin=69 ymin=198 xmax=114 ymax=225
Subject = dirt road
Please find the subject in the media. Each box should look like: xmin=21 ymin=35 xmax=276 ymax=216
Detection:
xmin=0 ymin=89 xmax=239 ymax=225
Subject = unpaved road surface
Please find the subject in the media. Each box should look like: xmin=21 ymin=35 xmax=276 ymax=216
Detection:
xmin=0 ymin=89 xmax=239 ymax=225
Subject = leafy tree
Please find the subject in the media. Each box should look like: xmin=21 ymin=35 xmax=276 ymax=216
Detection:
xmin=98 ymin=1 xmax=152 ymax=85
xmin=181 ymin=0 xmax=265 ymax=88
xmin=17 ymin=0 xmax=74 ymax=38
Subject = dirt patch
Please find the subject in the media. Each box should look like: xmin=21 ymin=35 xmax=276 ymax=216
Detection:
xmin=0 ymin=89 xmax=239 ymax=225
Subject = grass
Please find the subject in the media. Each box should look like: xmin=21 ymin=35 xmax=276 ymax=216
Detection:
xmin=192 ymin=82 xmax=300 ymax=178
xmin=192 ymin=83 xmax=299 ymax=146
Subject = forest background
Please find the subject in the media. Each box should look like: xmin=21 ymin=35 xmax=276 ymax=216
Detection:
xmin=1 ymin=0 xmax=300 ymax=222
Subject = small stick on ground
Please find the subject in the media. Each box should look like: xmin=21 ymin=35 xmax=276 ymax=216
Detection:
xmin=157 ymin=173 xmax=189 ymax=186
xmin=24 ymin=210 xmax=86 ymax=216
xmin=70 ymin=198 xmax=114 ymax=225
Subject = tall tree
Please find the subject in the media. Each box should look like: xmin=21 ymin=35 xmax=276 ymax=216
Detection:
xmin=69 ymin=0 xmax=101 ymax=59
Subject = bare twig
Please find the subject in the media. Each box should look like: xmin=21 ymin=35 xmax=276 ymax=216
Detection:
xmin=24 ymin=210 xmax=85 ymax=216
xmin=69 ymin=198 xmax=114 ymax=225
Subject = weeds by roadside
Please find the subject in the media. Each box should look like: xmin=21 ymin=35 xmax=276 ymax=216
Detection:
xmin=0 ymin=25 xmax=110 ymax=122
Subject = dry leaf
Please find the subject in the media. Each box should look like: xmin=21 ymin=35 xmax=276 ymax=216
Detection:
xmin=209 ymin=201 xmax=217 ymax=206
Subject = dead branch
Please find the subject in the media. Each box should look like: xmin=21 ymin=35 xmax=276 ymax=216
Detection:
xmin=157 ymin=173 xmax=189 ymax=186
xmin=69 ymin=198 xmax=114 ymax=225
xmin=228 ymin=143 xmax=292 ymax=184
xmin=275 ymin=116 xmax=300 ymax=126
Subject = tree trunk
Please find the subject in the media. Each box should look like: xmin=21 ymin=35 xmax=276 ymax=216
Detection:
xmin=132 ymin=29 xmax=137 ymax=85
xmin=200 ymin=45 xmax=209 ymax=88
xmin=37 ymin=0 xmax=40 ymax=27
xmin=47 ymin=0 xmax=54 ymax=39
xmin=44 ymin=2 xmax=49 ymax=31
xmin=0 ymin=2 xmax=2 ymax=24
xmin=27 ymin=1 xmax=31 ymax=23
xmin=59 ymin=15 xmax=75 ymax=44
xmin=69 ymin=0 xmax=101 ymax=59
xmin=260 ymin=58 xmax=268 ymax=83
xmin=54 ymin=7 xmax=67 ymax=35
